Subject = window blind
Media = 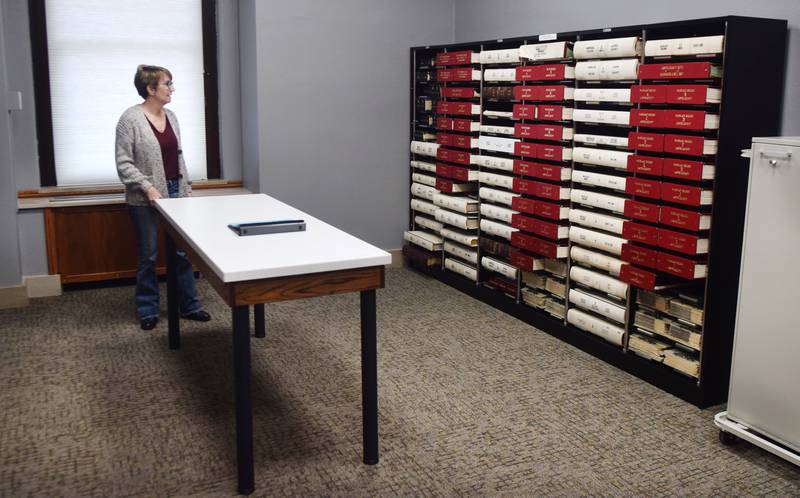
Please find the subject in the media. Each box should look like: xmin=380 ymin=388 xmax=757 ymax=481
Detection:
xmin=45 ymin=0 xmax=207 ymax=185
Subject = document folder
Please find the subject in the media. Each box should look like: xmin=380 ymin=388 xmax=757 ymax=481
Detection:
xmin=228 ymin=220 xmax=306 ymax=236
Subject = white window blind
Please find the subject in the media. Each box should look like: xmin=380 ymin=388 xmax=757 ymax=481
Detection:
xmin=45 ymin=0 xmax=207 ymax=186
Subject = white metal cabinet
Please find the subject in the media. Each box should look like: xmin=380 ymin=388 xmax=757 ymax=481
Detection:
xmin=715 ymin=136 xmax=800 ymax=465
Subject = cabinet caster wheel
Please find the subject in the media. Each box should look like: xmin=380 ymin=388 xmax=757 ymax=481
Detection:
xmin=719 ymin=430 xmax=739 ymax=446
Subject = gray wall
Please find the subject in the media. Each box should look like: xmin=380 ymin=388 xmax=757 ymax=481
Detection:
xmin=455 ymin=0 xmax=800 ymax=135
xmin=239 ymin=0 xmax=456 ymax=250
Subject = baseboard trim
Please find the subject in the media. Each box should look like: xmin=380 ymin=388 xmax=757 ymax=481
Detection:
xmin=388 ymin=248 xmax=403 ymax=268
xmin=23 ymin=274 xmax=62 ymax=298
xmin=0 ymin=285 xmax=29 ymax=310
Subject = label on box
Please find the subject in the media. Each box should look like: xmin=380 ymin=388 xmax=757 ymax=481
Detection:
xmin=436 ymin=147 xmax=471 ymax=165
xmin=638 ymin=62 xmax=714 ymax=80
xmin=661 ymin=182 xmax=703 ymax=206
xmin=620 ymin=264 xmax=656 ymax=289
xmin=538 ymin=124 xmax=563 ymax=141
xmin=665 ymin=85 xmax=709 ymax=105
xmin=630 ymin=109 xmax=664 ymax=128
xmin=624 ymin=199 xmax=660 ymax=223
xmin=657 ymin=253 xmax=704 ymax=280
xmin=626 ymin=178 xmax=661 ymax=199
xmin=514 ymin=142 xmax=538 ymax=158
xmin=514 ymin=123 xmax=536 ymax=138
xmin=537 ymin=105 xmax=566 ymax=121
xmin=538 ymin=144 xmax=565 ymax=161
xmin=627 ymin=154 xmax=664 ymax=176
xmin=663 ymin=110 xmax=706 ymax=130
xmin=662 ymin=158 xmax=705 ymax=181
xmin=629 ymin=132 xmax=664 ymax=152
xmin=621 ymin=243 xmax=659 ymax=269
xmin=658 ymin=228 xmax=702 ymax=255
xmin=664 ymin=134 xmax=705 ymax=156
xmin=513 ymin=86 xmax=539 ymax=100
xmin=441 ymin=87 xmax=475 ymax=99
xmin=622 ymin=221 xmax=659 ymax=246
xmin=659 ymin=205 xmax=704 ymax=231
xmin=513 ymin=104 xmax=537 ymax=120
xmin=630 ymin=85 xmax=666 ymax=103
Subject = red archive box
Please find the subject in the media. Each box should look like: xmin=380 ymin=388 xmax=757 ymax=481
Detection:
xmin=625 ymin=177 xmax=661 ymax=200
xmin=512 ymin=104 xmax=537 ymax=120
xmin=638 ymin=62 xmax=720 ymax=80
xmin=513 ymin=160 xmax=566 ymax=181
xmin=511 ymin=232 xmax=567 ymax=259
xmin=435 ymin=50 xmax=473 ymax=66
xmin=511 ymin=214 xmax=566 ymax=240
xmin=516 ymin=64 xmax=573 ymax=81
xmin=511 ymin=197 xmax=566 ymax=220
xmin=622 ymin=221 xmax=660 ymax=246
xmin=436 ymin=147 xmax=471 ymax=165
xmin=629 ymin=132 xmax=665 ymax=152
xmin=627 ymin=155 xmax=664 ymax=176
xmin=621 ymin=243 xmax=660 ymax=269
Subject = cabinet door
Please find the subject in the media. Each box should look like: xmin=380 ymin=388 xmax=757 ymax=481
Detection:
xmin=728 ymin=141 xmax=800 ymax=452
xmin=45 ymin=205 xmax=167 ymax=283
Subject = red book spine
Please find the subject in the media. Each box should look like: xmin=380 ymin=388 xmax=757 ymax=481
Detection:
xmin=661 ymin=182 xmax=704 ymax=206
xmin=630 ymin=109 xmax=665 ymax=128
xmin=514 ymin=123 xmax=536 ymax=138
xmin=435 ymin=163 xmax=451 ymax=178
xmin=441 ymin=87 xmax=475 ymax=99
xmin=537 ymin=144 xmax=565 ymax=161
xmin=664 ymin=134 xmax=705 ymax=156
xmin=436 ymin=50 xmax=473 ymax=66
xmin=662 ymin=158 xmax=706 ymax=181
xmin=436 ymin=69 xmax=454 ymax=82
xmin=437 ymin=102 xmax=473 ymax=116
xmin=513 ymin=85 xmax=540 ymax=100
xmin=448 ymin=165 xmax=472 ymax=182
xmin=514 ymin=160 xmax=564 ymax=181
xmin=486 ymin=275 xmax=518 ymax=295
xmin=627 ymin=155 xmax=664 ymax=176
xmin=516 ymin=64 xmax=570 ymax=81
xmin=630 ymin=85 xmax=666 ymax=103
xmin=540 ymin=85 xmax=568 ymax=101
xmin=439 ymin=67 xmax=475 ymax=81
xmin=435 ymin=117 xmax=453 ymax=130
xmin=657 ymin=228 xmax=703 ymax=255
xmin=537 ymin=105 xmax=567 ymax=121
xmin=509 ymin=248 xmax=537 ymax=272
xmin=510 ymin=232 xmax=561 ymax=258
xmin=623 ymin=199 xmax=660 ymax=223
xmin=435 ymin=178 xmax=456 ymax=193
xmin=622 ymin=221 xmax=659 ymax=246
xmin=625 ymin=178 xmax=661 ymax=200
xmin=514 ymin=142 xmax=538 ymax=159
xmin=621 ymin=243 xmax=659 ymax=269
xmin=512 ymin=104 xmax=537 ymax=120
xmin=511 ymin=197 xmax=564 ymax=220
xmin=638 ymin=62 xmax=713 ymax=80
xmin=512 ymin=214 xmax=562 ymax=240
xmin=628 ymin=132 xmax=665 ymax=152
xmin=657 ymin=253 xmax=704 ymax=280
xmin=436 ymin=148 xmax=471 ymax=165
xmin=620 ymin=264 xmax=656 ymax=290
xmin=537 ymin=124 xmax=564 ymax=141
xmin=663 ymin=110 xmax=707 ymax=130
xmin=451 ymin=119 xmax=476 ymax=133
xmin=533 ymin=182 xmax=563 ymax=201
xmin=660 ymin=205 xmax=704 ymax=231
xmin=665 ymin=85 xmax=711 ymax=105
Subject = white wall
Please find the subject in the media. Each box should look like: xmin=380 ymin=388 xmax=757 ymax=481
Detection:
xmin=239 ymin=0 xmax=456 ymax=250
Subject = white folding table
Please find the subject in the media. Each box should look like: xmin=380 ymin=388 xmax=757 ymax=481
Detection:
xmin=154 ymin=193 xmax=391 ymax=494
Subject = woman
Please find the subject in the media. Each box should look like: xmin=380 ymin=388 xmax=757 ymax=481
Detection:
xmin=115 ymin=64 xmax=210 ymax=330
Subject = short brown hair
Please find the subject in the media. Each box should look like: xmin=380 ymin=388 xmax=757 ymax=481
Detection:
xmin=134 ymin=64 xmax=172 ymax=100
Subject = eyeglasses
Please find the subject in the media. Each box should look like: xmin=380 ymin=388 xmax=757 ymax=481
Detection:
xmin=162 ymin=81 xmax=174 ymax=89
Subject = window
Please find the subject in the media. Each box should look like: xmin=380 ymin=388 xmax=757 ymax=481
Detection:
xmin=29 ymin=0 xmax=219 ymax=186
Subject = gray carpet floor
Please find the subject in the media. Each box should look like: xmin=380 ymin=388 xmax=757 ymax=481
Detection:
xmin=0 ymin=267 xmax=798 ymax=497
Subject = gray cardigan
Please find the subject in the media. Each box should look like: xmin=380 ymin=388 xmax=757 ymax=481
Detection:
xmin=115 ymin=105 xmax=192 ymax=206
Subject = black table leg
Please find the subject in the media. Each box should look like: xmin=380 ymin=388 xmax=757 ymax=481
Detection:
xmin=254 ymin=303 xmax=265 ymax=338
xmin=360 ymin=290 xmax=378 ymax=465
xmin=166 ymin=235 xmax=180 ymax=350
xmin=232 ymin=305 xmax=254 ymax=495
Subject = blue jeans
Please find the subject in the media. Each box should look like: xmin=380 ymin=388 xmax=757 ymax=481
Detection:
xmin=128 ymin=179 xmax=202 ymax=320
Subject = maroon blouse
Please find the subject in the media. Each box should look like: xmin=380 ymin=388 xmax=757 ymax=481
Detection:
xmin=146 ymin=116 xmax=179 ymax=180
